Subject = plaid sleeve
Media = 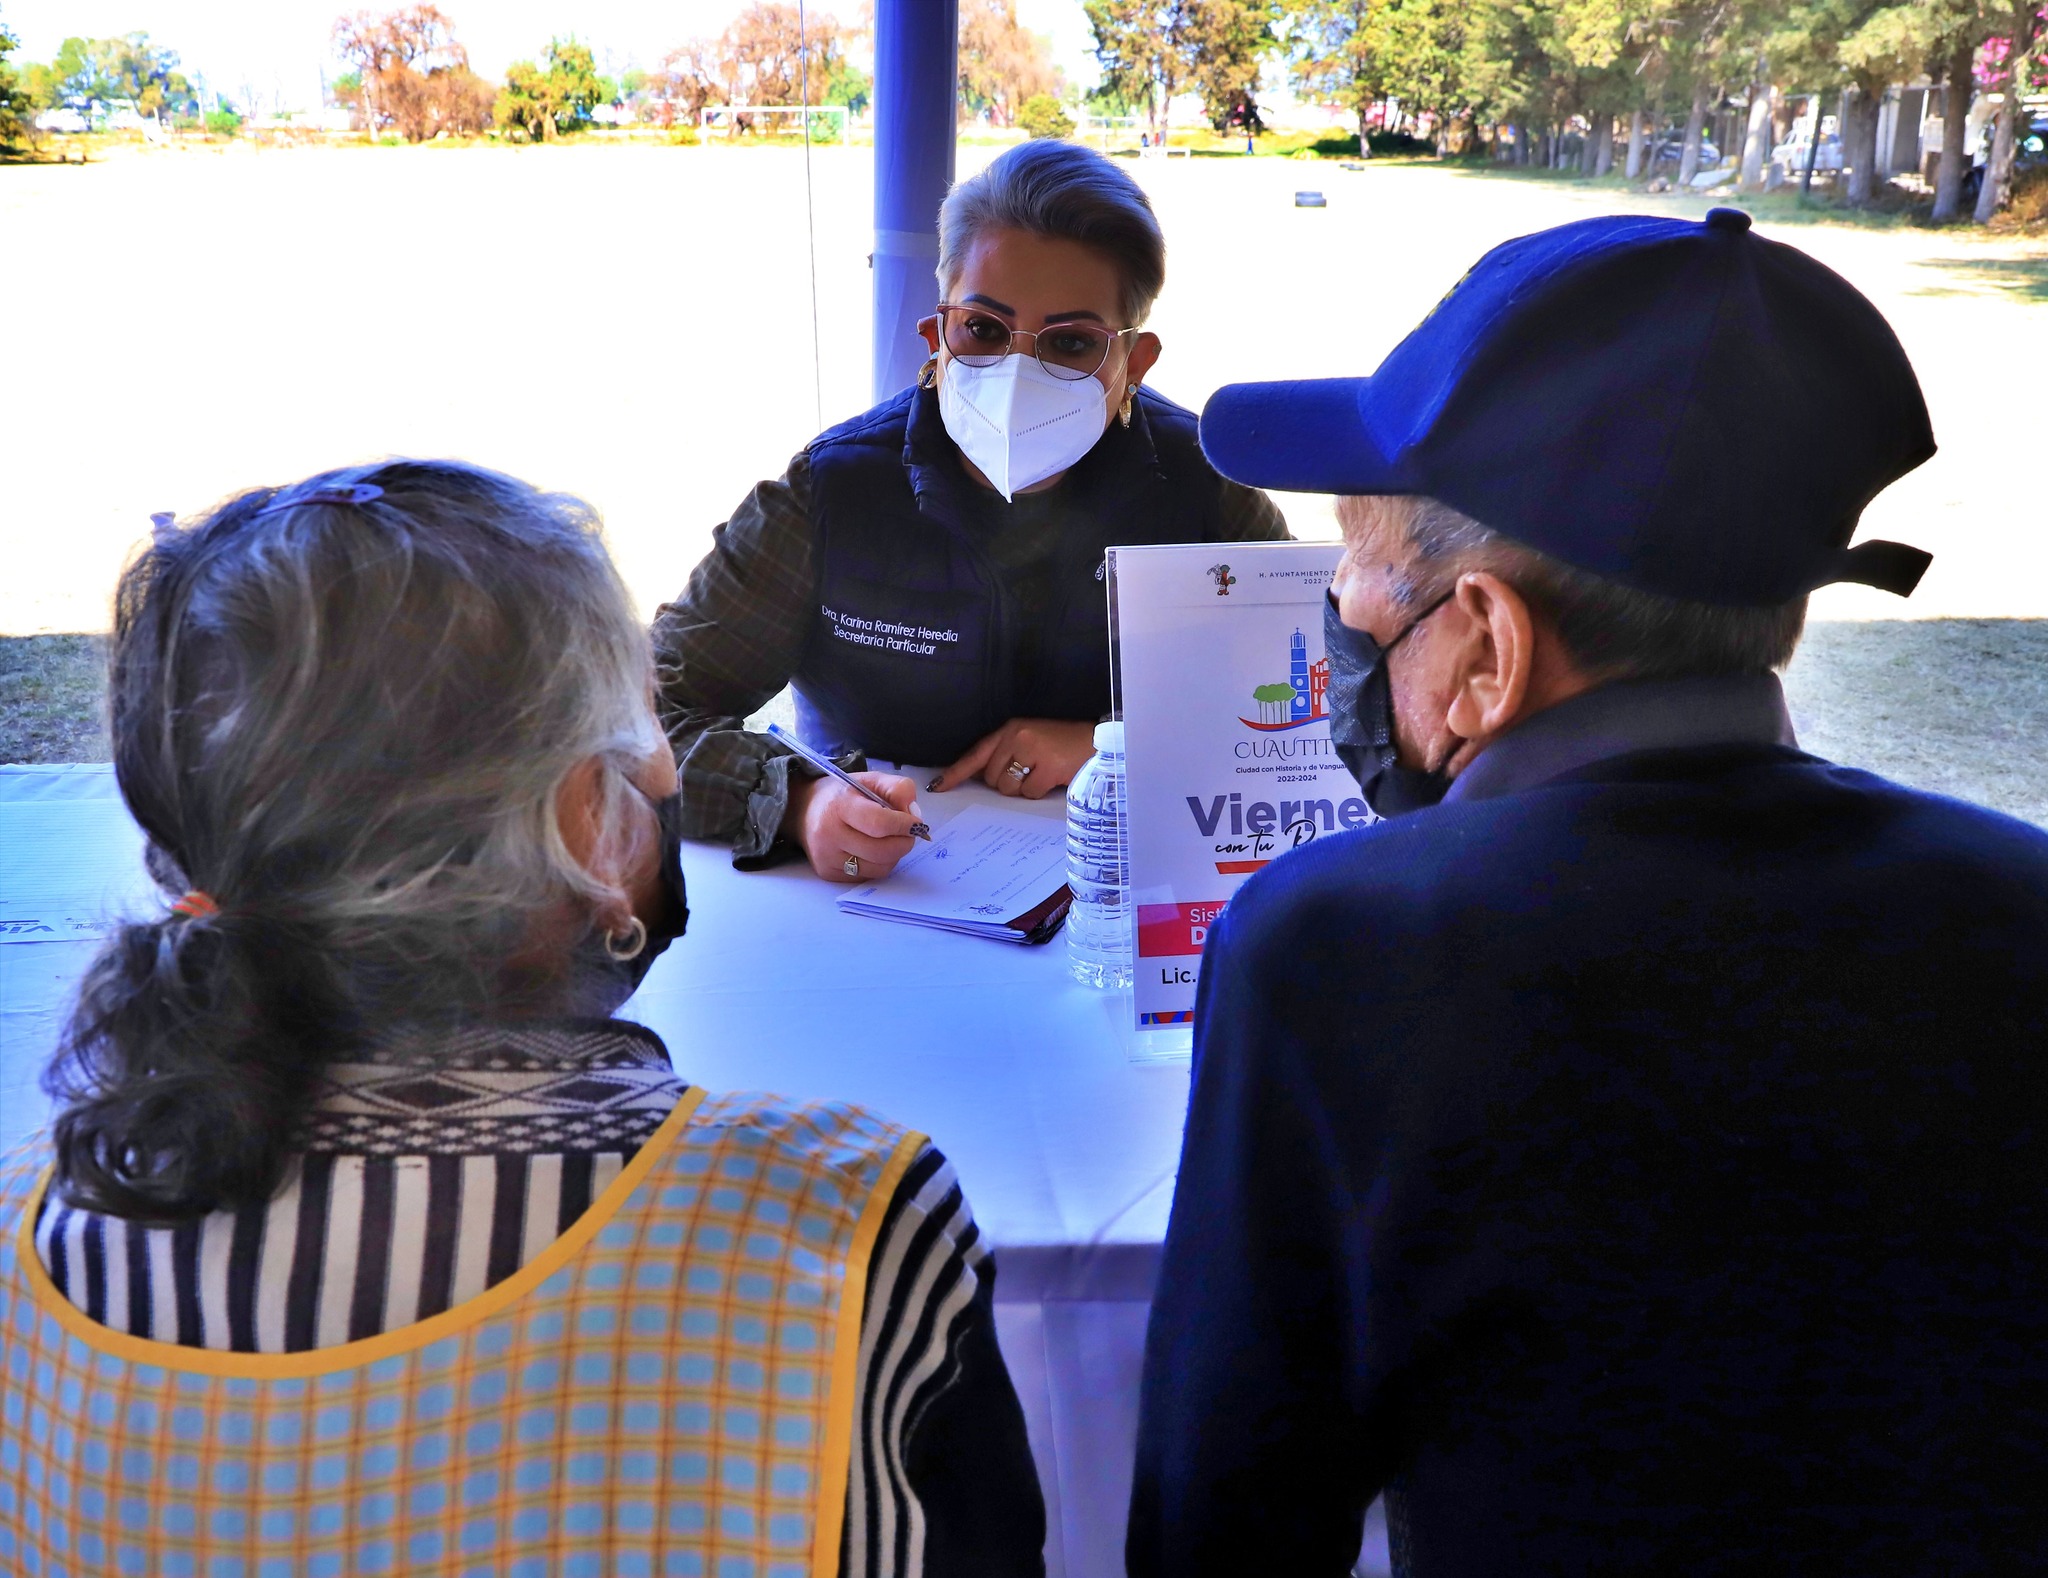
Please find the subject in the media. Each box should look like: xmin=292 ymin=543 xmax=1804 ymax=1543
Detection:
xmin=652 ymin=454 xmax=825 ymax=866
xmin=1220 ymin=479 xmax=1294 ymax=542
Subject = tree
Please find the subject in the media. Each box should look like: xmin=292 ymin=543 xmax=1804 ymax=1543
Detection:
xmin=1185 ymin=0 xmax=1277 ymax=131
xmin=821 ymin=56 xmax=873 ymax=115
xmin=1836 ymin=1 xmax=1933 ymax=202
xmin=1972 ymin=0 xmax=2044 ymax=219
xmin=961 ymin=0 xmax=1062 ymax=127
xmin=1285 ymin=0 xmax=1475 ymax=149
xmin=1019 ymin=91 xmax=1076 ymax=136
xmin=20 ymin=59 xmax=63 ymax=117
xmin=1923 ymin=6 xmax=1993 ymax=221
xmin=331 ymin=69 xmax=364 ymax=121
xmin=1545 ymin=0 xmax=1688 ymax=177
xmin=1285 ymin=0 xmax=1375 ymax=148
xmin=1251 ymin=681 xmax=1295 ymax=723
xmin=0 ymin=13 xmax=30 ymax=151
xmin=647 ymin=40 xmax=720 ymax=127
xmin=648 ymin=5 xmax=849 ymax=134
xmin=419 ymin=62 xmax=495 ymax=136
xmin=1656 ymin=0 xmax=1746 ymax=189
xmin=496 ymin=37 xmax=601 ymax=141
xmin=332 ymin=6 xmax=487 ymax=142
xmin=98 ymin=33 xmax=186 ymax=124
xmin=45 ymin=37 xmax=114 ymax=120
xmin=497 ymin=59 xmax=551 ymax=139
xmin=716 ymin=3 xmax=846 ymax=109
xmin=1086 ymin=0 xmax=1194 ymax=141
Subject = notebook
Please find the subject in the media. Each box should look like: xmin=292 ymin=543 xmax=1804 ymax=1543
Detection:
xmin=837 ymin=804 xmax=1072 ymax=945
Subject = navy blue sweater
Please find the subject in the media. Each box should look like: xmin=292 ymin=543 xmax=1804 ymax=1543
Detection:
xmin=1130 ymin=742 xmax=2048 ymax=1574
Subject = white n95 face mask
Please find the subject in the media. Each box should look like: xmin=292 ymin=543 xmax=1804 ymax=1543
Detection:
xmin=937 ymin=353 xmax=1112 ymax=501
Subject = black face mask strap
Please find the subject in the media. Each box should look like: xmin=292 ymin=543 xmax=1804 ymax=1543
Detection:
xmin=1326 ymin=585 xmax=1453 ymax=655
xmin=1344 ymin=585 xmax=1459 ymax=820
xmin=1383 ymin=587 xmax=1456 ymax=655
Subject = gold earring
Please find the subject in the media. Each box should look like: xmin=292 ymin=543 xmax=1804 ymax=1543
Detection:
xmin=1119 ymin=388 xmax=1135 ymax=428
xmin=918 ymin=356 xmax=939 ymax=391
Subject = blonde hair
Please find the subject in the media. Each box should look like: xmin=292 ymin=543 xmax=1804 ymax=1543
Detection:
xmin=938 ymin=139 xmax=1167 ymax=325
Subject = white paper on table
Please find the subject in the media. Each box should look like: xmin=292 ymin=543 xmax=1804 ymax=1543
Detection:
xmin=838 ymin=804 xmax=1069 ymax=941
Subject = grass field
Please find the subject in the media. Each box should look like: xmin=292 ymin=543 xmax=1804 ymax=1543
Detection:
xmin=9 ymin=619 xmax=2043 ymax=826
xmin=3 ymin=142 xmax=2045 ymax=816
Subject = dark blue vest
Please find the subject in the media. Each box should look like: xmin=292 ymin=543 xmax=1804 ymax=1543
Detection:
xmin=794 ymin=383 xmax=1245 ymax=767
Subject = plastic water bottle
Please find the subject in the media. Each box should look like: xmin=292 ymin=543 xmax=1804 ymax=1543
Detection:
xmin=1066 ymin=721 xmax=1133 ymax=989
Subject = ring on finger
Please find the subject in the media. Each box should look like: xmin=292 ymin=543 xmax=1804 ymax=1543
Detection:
xmin=842 ymin=855 xmax=860 ymax=878
xmin=1005 ymin=759 xmax=1033 ymax=781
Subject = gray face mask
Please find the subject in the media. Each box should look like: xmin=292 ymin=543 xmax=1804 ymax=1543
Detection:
xmin=579 ymin=790 xmax=690 ymax=1012
xmin=1322 ymin=591 xmax=1456 ymax=819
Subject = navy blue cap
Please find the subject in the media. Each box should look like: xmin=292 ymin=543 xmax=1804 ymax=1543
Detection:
xmin=1201 ymin=207 xmax=1937 ymax=605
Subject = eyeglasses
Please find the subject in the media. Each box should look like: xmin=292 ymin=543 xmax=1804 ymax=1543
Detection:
xmin=930 ymin=304 xmax=1139 ymax=382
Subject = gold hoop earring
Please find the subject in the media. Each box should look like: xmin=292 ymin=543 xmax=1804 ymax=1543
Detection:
xmin=918 ymin=356 xmax=939 ymax=391
xmin=1119 ymin=388 xmax=1135 ymax=428
xmin=604 ymin=916 xmax=648 ymax=962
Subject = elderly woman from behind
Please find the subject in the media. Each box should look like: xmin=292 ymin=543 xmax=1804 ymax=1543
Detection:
xmin=0 ymin=462 xmax=1043 ymax=1577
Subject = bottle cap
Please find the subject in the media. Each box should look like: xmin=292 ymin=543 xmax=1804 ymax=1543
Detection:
xmin=1093 ymin=721 xmax=1125 ymax=754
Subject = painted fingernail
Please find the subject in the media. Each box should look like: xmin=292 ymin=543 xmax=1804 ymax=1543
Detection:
xmin=909 ymin=821 xmax=932 ymax=840
xmin=925 ymin=776 xmax=944 ymax=792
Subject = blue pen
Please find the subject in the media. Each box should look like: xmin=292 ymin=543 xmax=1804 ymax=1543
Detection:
xmin=766 ymin=724 xmax=932 ymax=841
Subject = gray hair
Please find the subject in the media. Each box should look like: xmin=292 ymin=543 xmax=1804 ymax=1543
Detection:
xmin=47 ymin=459 xmax=660 ymax=1218
xmin=938 ymin=140 xmax=1167 ymax=325
xmin=1350 ymin=494 xmax=1808 ymax=678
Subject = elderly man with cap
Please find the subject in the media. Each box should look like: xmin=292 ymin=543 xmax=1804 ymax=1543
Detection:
xmin=1127 ymin=208 xmax=2048 ymax=1574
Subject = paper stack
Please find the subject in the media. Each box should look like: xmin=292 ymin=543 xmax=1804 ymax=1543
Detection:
xmin=837 ymin=804 xmax=1072 ymax=944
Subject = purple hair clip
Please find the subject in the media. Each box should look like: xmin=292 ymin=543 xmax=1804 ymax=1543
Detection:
xmin=256 ymin=482 xmax=384 ymax=517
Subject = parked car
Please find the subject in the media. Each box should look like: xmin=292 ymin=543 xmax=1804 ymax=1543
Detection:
xmin=1955 ymin=120 xmax=2045 ymax=205
xmin=2021 ymin=116 xmax=2047 ymax=169
xmin=1771 ymin=133 xmax=1844 ymax=173
xmin=1649 ymin=135 xmax=1721 ymax=170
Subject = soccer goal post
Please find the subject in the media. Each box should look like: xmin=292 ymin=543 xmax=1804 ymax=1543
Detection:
xmin=1073 ymin=112 xmax=1144 ymax=155
xmin=698 ymin=104 xmax=850 ymax=139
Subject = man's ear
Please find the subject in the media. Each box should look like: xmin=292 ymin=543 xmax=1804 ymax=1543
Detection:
xmin=1445 ymin=572 xmax=1538 ymax=742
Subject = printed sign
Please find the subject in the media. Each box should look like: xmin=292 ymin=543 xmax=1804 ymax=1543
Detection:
xmin=1112 ymin=541 xmax=1364 ymax=1031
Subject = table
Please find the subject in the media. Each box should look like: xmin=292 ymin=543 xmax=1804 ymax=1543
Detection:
xmin=0 ymin=764 xmax=1390 ymax=1577
xmin=630 ymin=779 xmax=1188 ymax=1576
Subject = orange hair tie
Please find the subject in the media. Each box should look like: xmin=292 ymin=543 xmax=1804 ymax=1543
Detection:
xmin=170 ymin=891 xmax=220 ymax=920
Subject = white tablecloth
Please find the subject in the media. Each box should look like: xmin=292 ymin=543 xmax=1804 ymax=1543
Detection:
xmin=0 ymin=764 xmax=1389 ymax=1577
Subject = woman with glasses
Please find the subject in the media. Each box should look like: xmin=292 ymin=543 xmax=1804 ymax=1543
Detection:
xmin=654 ymin=139 xmax=1289 ymax=883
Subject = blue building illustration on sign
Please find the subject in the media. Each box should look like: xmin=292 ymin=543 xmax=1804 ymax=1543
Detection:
xmin=1244 ymin=631 xmax=1331 ymax=731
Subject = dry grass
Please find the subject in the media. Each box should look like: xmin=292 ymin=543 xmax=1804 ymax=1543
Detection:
xmin=2006 ymin=167 xmax=2048 ymax=230
xmin=5 ymin=622 xmax=2041 ymax=828
xmin=1783 ymin=620 xmax=2048 ymax=827
xmin=0 ymin=636 xmax=107 ymax=765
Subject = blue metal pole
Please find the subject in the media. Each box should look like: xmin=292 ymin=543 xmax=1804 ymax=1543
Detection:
xmin=871 ymin=0 xmax=959 ymax=404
